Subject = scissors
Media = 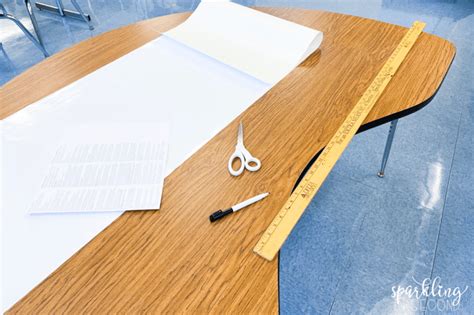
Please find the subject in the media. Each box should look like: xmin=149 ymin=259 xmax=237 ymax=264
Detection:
xmin=228 ymin=122 xmax=261 ymax=176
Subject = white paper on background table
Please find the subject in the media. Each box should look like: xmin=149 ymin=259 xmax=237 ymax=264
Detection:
xmin=29 ymin=123 xmax=169 ymax=214
xmin=1 ymin=1 xmax=323 ymax=310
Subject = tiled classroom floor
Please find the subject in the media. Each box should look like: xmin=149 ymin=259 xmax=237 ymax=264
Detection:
xmin=1 ymin=0 xmax=473 ymax=314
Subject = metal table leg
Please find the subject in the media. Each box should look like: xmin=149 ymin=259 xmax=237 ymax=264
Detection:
xmin=35 ymin=0 xmax=93 ymax=30
xmin=0 ymin=4 xmax=49 ymax=57
xmin=377 ymin=119 xmax=398 ymax=178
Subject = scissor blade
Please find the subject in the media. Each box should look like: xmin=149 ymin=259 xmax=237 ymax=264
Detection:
xmin=237 ymin=122 xmax=244 ymax=144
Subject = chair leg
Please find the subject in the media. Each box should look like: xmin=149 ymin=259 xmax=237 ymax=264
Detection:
xmin=55 ymin=0 xmax=65 ymax=15
xmin=25 ymin=0 xmax=46 ymax=49
xmin=35 ymin=0 xmax=93 ymax=30
xmin=0 ymin=10 xmax=49 ymax=57
xmin=70 ymin=0 xmax=93 ymax=30
xmin=377 ymin=119 xmax=398 ymax=178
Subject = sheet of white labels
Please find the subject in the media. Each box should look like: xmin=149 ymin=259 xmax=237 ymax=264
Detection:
xmin=29 ymin=123 xmax=169 ymax=214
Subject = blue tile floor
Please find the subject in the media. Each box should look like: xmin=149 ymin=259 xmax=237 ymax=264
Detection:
xmin=1 ymin=0 xmax=473 ymax=314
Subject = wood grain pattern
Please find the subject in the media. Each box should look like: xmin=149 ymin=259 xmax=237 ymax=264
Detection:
xmin=2 ymin=8 xmax=455 ymax=314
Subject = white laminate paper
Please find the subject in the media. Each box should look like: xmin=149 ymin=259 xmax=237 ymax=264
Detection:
xmin=1 ymin=36 xmax=270 ymax=310
xmin=164 ymin=1 xmax=323 ymax=84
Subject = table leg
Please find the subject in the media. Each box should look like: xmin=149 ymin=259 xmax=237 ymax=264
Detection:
xmin=377 ymin=119 xmax=398 ymax=178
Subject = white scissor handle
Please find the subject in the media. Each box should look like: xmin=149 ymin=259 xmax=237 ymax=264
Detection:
xmin=228 ymin=150 xmax=245 ymax=176
xmin=242 ymin=148 xmax=261 ymax=172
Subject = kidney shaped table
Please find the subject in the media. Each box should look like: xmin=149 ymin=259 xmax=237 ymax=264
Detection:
xmin=1 ymin=7 xmax=455 ymax=314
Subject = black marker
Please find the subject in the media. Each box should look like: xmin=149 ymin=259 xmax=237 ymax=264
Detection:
xmin=209 ymin=192 xmax=269 ymax=222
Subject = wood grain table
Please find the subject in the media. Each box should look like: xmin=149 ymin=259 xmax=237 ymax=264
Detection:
xmin=2 ymin=7 xmax=455 ymax=314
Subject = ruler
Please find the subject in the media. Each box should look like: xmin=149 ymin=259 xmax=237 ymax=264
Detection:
xmin=254 ymin=21 xmax=426 ymax=261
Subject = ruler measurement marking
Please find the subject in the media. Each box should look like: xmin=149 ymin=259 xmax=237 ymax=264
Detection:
xmin=253 ymin=21 xmax=426 ymax=260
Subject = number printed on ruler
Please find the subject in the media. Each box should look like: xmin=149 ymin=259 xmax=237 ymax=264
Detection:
xmin=254 ymin=21 xmax=426 ymax=261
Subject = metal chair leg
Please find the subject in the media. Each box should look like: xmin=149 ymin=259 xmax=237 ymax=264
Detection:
xmin=0 ymin=4 xmax=49 ymax=57
xmin=377 ymin=119 xmax=398 ymax=178
xmin=25 ymin=0 xmax=46 ymax=49
xmin=55 ymin=0 xmax=65 ymax=15
xmin=71 ymin=0 xmax=93 ymax=29
xmin=35 ymin=0 xmax=93 ymax=30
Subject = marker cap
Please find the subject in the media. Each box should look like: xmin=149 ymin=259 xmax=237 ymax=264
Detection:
xmin=209 ymin=208 xmax=233 ymax=222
